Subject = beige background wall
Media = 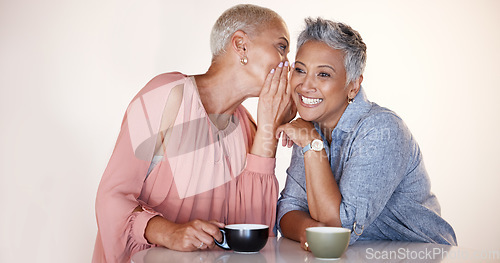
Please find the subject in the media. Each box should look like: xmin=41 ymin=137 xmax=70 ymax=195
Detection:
xmin=1 ymin=0 xmax=499 ymax=262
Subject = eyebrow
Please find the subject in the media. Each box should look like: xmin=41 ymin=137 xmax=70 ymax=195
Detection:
xmin=280 ymin=37 xmax=289 ymax=47
xmin=318 ymin=65 xmax=335 ymax=72
xmin=295 ymin=61 xmax=336 ymax=72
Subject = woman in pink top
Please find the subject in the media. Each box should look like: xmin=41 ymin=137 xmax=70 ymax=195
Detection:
xmin=93 ymin=4 xmax=295 ymax=262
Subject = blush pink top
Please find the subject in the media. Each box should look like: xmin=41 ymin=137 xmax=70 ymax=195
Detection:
xmin=93 ymin=72 xmax=279 ymax=263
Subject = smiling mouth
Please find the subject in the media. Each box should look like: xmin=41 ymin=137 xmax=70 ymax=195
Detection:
xmin=299 ymin=94 xmax=323 ymax=106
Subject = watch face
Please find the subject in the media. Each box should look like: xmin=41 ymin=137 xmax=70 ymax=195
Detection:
xmin=311 ymin=139 xmax=324 ymax=151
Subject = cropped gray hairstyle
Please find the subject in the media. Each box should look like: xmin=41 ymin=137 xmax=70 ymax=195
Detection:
xmin=297 ymin=17 xmax=367 ymax=85
xmin=210 ymin=4 xmax=283 ymax=59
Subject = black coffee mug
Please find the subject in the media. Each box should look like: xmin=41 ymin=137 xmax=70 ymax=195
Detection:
xmin=214 ymin=224 xmax=269 ymax=253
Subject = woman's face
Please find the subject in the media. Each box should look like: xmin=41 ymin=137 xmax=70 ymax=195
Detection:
xmin=291 ymin=40 xmax=354 ymax=128
xmin=246 ymin=19 xmax=290 ymax=91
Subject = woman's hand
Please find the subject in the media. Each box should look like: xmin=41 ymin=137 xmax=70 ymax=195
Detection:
xmin=276 ymin=118 xmax=320 ymax=148
xmin=299 ymin=220 xmax=326 ymax=251
xmin=251 ymin=61 xmax=295 ymax=157
xmin=280 ymin=210 xmax=326 ymax=251
xmin=257 ymin=61 xmax=295 ymax=130
xmin=145 ymin=216 xmax=224 ymax=252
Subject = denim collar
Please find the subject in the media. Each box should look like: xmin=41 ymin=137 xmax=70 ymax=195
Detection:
xmin=313 ymin=86 xmax=372 ymax=142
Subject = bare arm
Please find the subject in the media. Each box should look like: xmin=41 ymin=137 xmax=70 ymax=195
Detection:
xmin=276 ymin=119 xmax=342 ymax=227
xmin=303 ymin=148 xmax=342 ymax=226
xmin=280 ymin=210 xmax=325 ymax=250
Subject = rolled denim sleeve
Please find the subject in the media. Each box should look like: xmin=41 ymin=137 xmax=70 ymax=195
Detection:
xmin=276 ymin=144 xmax=309 ymax=233
xmin=339 ymin=112 xmax=411 ymax=243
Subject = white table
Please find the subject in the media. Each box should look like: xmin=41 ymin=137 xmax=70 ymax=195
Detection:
xmin=131 ymin=237 xmax=499 ymax=262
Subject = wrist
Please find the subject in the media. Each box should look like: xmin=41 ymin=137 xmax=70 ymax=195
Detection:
xmin=300 ymin=131 xmax=322 ymax=148
xmin=302 ymin=137 xmax=325 ymax=155
xmin=251 ymin=130 xmax=278 ymax=158
xmin=145 ymin=216 xmax=175 ymax=246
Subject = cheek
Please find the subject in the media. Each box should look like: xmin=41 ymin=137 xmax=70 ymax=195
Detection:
xmin=267 ymin=50 xmax=284 ymax=66
xmin=291 ymin=92 xmax=299 ymax=105
xmin=290 ymin=76 xmax=301 ymax=92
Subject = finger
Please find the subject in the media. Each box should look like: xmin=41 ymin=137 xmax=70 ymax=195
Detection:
xmin=194 ymin=230 xmax=216 ymax=248
xmin=209 ymin=220 xmax=225 ymax=229
xmin=284 ymin=64 xmax=293 ymax=96
xmin=277 ymin=61 xmax=289 ymax=95
xmin=281 ymin=132 xmax=286 ymax=147
xmin=287 ymin=134 xmax=294 ymax=148
xmin=300 ymin=241 xmax=306 ymax=251
xmin=191 ymin=238 xmax=207 ymax=250
xmin=260 ymin=67 xmax=275 ymax=96
xmin=200 ymin=221 xmax=223 ymax=243
xmin=268 ymin=61 xmax=284 ymax=95
xmin=276 ymin=125 xmax=286 ymax=139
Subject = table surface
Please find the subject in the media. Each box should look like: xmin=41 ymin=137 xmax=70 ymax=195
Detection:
xmin=131 ymin=237 xmax=499 ymax=263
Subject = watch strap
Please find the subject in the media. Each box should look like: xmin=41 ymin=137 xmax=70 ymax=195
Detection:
xmin=302 ymin=143 xmax=312 ymax=154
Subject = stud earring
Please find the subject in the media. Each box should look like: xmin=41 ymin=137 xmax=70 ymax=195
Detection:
xmin=348 ymin=97 xmax=354 ymax=104
xmin=240 ymin=56 xmax=248 ymax=65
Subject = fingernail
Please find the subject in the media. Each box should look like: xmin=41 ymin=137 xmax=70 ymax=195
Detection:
xmin=270 ymin=68 xmax=275 ymax=74
xmin=284 ymin=61 xmax=289 ymax=67
xmin=278 ymin=62 xmax=283 ymax=68
xmin=291 ymin=62 xmax=295 ymax=68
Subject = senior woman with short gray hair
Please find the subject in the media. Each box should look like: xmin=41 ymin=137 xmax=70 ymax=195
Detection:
xmin=276 ymin=17 xmax=457 ymax=250
xmin=93 ymin=4 xmax=294 ymax=262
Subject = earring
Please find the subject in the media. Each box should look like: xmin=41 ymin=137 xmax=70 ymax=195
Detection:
xmin=348 ymin=97 xmax=354 ymax=104
xmin=240 ymin=56 xmax=248 ymax=65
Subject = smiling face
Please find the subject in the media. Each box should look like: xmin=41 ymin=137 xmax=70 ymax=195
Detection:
xmin=291 ymin=40 xmax=360 ymax=129
xmin=245 ymin=19 xmax=290 ymax=94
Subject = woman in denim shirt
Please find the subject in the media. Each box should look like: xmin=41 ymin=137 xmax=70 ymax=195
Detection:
xmin=276 ymin=18 xmax=457 ymax=250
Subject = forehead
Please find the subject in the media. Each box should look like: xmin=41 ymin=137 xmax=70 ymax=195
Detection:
xmin=297 ymin=41 xmax=345 ymax=70
xmin=254 ymin=19 xmax=290 ymax=41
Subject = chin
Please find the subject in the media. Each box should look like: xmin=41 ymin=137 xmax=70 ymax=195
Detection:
xmin=297 ymin=111 xmax=318 ymax=123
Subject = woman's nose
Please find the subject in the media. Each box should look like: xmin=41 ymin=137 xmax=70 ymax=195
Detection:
xmin=299 ymin=75 xmax=316 ymax=93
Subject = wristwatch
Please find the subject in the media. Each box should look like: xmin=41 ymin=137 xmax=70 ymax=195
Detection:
xmin=302 ymin=139 xmax=324 ymax=154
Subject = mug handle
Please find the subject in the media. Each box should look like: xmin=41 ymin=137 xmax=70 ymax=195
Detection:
xmin=214 ymin=229 xmax=230 ymax=250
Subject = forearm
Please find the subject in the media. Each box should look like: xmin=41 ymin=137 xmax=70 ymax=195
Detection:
xmin=304 ymin=150 xmax=342 ymax=226
xmin=133 ymin=205 xmax=173 ymax=246
xmin=144 ymin=215 xmax=176 ymax=246
xmin=280 ymin=210 xmax=324 ymax=242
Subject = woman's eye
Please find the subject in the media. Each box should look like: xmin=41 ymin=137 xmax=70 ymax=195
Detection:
xmin=295 ymin=67 xmax=305 ymax=74
xmin=318 ymin=72 xmax=331 ymax=77
xmin=278 ymin=44 xmax=287 ymax=53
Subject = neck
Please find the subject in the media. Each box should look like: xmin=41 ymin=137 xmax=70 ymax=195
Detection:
xmin=193 ymin=60 xmax=258 ymax=129
xmin=317 ymin=103 xmax=349 ymax=143
xmin=193 ymin=61 xmax=257 ymax=116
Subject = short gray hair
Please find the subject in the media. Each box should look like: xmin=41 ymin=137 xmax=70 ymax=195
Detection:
xmin=210 ymin=4 xmax=283 ymax=58
xmin=297 ymin=17 xmax=367 ymax=85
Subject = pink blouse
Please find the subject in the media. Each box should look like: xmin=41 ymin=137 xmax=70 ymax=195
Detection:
xmin=93 ymin=72 xmax=279 ymax=262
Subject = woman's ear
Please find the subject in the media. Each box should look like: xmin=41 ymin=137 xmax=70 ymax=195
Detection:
xmin=230 ymin=30 xmax=248 ymax=57
xmin=348 ymin=75 xmax=363 ymax=99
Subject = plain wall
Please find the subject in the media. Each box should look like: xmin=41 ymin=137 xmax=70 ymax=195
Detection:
xmin=1 ymin=0 xmax=499 ymax=262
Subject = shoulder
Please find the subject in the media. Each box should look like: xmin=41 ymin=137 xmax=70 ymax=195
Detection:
xmin=124 ymin=72 xmax=187 ymax=120
xmin=126 ymin=72 xmax=187 ymax=109
xmin=360 ymin=104 xmax=406 ymax=131
xmin=354 ymin=104 xmax=412 ymax=143
xmin=135 ymin=72 xmax=187 ymax=97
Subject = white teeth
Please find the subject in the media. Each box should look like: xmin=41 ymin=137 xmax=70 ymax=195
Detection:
xmin=301 ymin=95 xmax=323 ymax=105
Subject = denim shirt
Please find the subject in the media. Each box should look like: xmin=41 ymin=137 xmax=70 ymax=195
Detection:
xmin=277 ymin=87 xmax=457 ymax=245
